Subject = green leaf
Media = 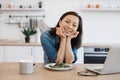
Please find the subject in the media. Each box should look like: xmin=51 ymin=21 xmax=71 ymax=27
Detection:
xmin=21 ymin=27 xmax=37 ymax=37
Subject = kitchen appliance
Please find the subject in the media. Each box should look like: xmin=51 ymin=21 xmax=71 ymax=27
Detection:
xmin=84 ymin=47 xmax=109 ymax=64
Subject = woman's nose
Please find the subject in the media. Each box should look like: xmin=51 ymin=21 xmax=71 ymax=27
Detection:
xmin=67 ymin=26 xmax=73 ymax=32
xmin=67 ymin=24 xmax=72 ymax=28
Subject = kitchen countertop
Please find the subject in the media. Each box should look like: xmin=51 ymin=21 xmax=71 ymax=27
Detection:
xmin=82 ymin=43 xmax=117 ymax=47
xmin=82 ymin=43 xmax=120 ymax=48
xmin=0 ymin=40 xmax=119 ymax=47
xmin=0 ymin=62 xmax=120 ymax=80
xmin=0 ymin=42 xmax=41 ymax=46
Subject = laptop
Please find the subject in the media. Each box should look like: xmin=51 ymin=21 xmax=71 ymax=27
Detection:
xmin=85 ymin=45 xmax=120 ymax=75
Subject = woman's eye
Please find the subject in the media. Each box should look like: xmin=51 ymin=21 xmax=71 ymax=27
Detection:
xmin=65 ymin=21 xmax=69 ymax=23
xmin=73 ymin=24 xmax=77 ymax=27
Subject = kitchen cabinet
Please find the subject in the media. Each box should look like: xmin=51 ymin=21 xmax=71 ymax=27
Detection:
xmin=34 ymin=47 xmax=84 ymax=64
xmin=4 ymin=46 xmax=35 ymax=62
xmin=34 ymin=46 xmax=44 ymax=63
xmin=75 ymin=47 xmax=84 ymax=64
xmin=34 ymin=46 xmax=84 ymax=63
xmin=0 ymin=46 xmax=4 ymax=62
xmin=0 ymin=45 xmax=84 ymax=63
xmin=0 ymin=15 xmax=1 ymax=23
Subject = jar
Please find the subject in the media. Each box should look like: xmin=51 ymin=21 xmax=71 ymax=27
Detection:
xmin=87 ymin=4 xmax=93 ymax=8
xmin=8 ymin=2 xmax=14 ymax=8
xmin=0 ymin=4 xmax=1 ymax=9
xmin=96 ymin=4 xmax=100 ymax=8
xmin=19 ymin=5 xmax=23 ymax=8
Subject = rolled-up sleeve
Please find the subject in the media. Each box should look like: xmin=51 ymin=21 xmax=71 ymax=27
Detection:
xmin=72 ymin=48 xmax=78 ymax=63
xmin=40 ymin=32 xmax=57 ymax=63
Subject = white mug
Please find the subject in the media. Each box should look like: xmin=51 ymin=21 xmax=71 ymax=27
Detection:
xmin=19 ymin=60 xmax=35 ymax=74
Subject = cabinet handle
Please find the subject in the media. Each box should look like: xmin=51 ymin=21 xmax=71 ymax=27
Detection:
xmin=31 ymin=48 xmax=33 ymax=55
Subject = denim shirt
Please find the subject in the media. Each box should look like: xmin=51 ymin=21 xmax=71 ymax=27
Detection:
xmin=40 ymin=30 xmax=78 ymax=63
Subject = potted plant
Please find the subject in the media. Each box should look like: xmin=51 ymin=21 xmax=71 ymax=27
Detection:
xmin=21 ymin=27 xmax=36 ymax=43
xmin=38 ymin=1 xmax=42 ymax=8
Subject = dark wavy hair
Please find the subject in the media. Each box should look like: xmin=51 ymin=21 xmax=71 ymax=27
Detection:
xmin=49 ymin=11 xmax=83 ymax=49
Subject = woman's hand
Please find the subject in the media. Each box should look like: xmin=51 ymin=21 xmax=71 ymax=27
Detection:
xmin=56 ymin=27 xmax=66 ymax=39
xmin=63 ymin=28 xmax=79 ymax=39
xmin=68 ymin=31 xmax=79 ymax=39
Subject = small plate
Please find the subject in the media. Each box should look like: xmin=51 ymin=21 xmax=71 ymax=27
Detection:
xmin=44 ymin=63 xmax=73 ymax=71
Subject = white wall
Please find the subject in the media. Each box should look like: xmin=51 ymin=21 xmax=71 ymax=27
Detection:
xmin=44 ymin=0 xmax=120 ymax=44
xmin=82 ymin=12 xmax=120 ymax=43
xmin=44 ymin=0 xmax=82 ymax=26
xmin=0 ymin=0 xmax=120 ymax=43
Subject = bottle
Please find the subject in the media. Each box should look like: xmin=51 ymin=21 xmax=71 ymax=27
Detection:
xmin=38 ymin=1 xmax=42 ymax=8
xmin=0 ymin=3 xmax=1 ymax=9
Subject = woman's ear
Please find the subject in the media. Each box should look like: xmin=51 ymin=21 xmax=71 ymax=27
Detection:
xmin=59 ymin=20 xmax=62 ymax=26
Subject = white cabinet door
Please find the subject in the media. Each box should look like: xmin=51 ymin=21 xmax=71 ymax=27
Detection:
xmin=4 ymin=46 xmax=35 ymax=62
xmin=34 ymin=46 xmax=83 ymax=63
xmin=0 ymin=46 xmax=4 ymax=62
xmin=34 ymin=46 xmax=44 ymax=63
xmin=75 ymin=47 xmax=84 ymax=64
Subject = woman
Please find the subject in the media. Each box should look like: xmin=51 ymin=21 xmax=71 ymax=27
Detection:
xmin=40 ymin=11 xmax=83 ymax=64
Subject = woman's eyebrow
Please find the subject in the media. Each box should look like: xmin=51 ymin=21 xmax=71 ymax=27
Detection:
xmin=73 ymin=22 xmax=77 ymax=24
xmin=66 ymin=19 xmax=71 ymax=21
xmin=66 ymin=19 xmax=77 ymax=24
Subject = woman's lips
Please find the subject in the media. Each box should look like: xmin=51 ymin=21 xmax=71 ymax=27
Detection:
xmin=65 ymin=29 xmax=72 ymax=33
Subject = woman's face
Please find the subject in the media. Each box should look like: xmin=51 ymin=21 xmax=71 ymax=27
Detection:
xmin=59 ymin=15 xmax=79 ymax=34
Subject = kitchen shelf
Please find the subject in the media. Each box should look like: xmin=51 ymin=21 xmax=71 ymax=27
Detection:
xmin=82 ymin=8 xmax=120 ymax=12
xmin=0 ymin=8 xmax=45 ymax=12
xmin=81 ymin=0 xmax=120 ymax=12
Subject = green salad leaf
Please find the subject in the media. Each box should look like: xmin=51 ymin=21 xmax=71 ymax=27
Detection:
xmin=49 ymin=63 xmax=71 ymax=68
